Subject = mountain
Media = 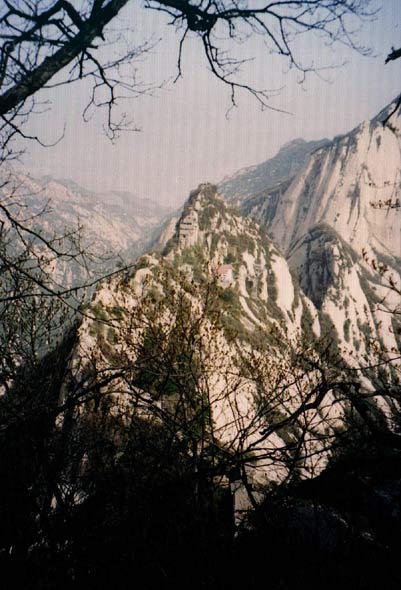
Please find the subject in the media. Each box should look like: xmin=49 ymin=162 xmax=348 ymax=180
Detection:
xmin=220 ymin=101 xmax=401 ymax=362
xmin=14 ymin=100 xmax=401 ymax=477
xmin=74 ymin=184 xmax=331 ymax=482
xmin=6 ymin=174 xmax=174 ymax=286
xmin=73 ymin=183 xmax=400 ymax=487
xmin=6 ymin=176 xmax=401 ymax=587
xmin=50 ymin=177 xmax=172 ymax=228
xmin=21 ymin=174 xmax=173 ymax=252
xmin=218 ymin=137 xmax=329 ymax=205
xmin=5 ymin=113 xmax=401 ymax=590
xmin=268 ymin=104 xmax=401 ymax=260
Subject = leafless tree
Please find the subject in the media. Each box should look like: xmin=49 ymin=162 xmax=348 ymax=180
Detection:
xmin=0 ymin=169 xmax=138 ymax=397
xmin=0 ymin=0 xmax=376 ymax=141
xmin=384 ymin=45 xmax=401 ymax=124
xmin=1 ymin=247 xmax=400 ymax=582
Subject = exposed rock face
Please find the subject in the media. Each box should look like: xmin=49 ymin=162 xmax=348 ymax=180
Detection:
xmin=269 ymin=111 xmax=401 ymax=260
xmin=61 ymin=100 xmax=401 ymax=489
xmin=85 ymin=183 xmax=319 ymax=358
xmin=178 ymin=208 xmax=199 ymax=247
xmin=72 ymin=181 xmax=399 ymax=487
xmin=221 ymin=100 xmax=401 ymax=357
xmin=73 ymin=184 xmax=334 ymax=485
xmin=291 ymin=224 xmax=339 ymax=308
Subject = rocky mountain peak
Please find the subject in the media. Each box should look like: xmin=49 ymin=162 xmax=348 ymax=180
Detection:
xmin=268 ymin=99 xmax=401 ymax=261
xmin=50 ymin=100 xmax=401 ymax=502
xmin=89 ymin=182 xmax=321 ymax=356
xmin=218 ymin=98 xmax=401 ymax=361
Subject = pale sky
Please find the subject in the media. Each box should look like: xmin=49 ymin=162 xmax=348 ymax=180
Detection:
xmin=21 ymin=0 xmax=401 ymax=208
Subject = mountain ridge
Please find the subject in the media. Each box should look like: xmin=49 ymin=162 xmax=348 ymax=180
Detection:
xmin=218 ymin=137 xmax=330 ymax=204
xmin=219 ymin=99 xmax=401 ymax=360
xmin=3 ymin=173 xmax=175 ymax=288
xmin=71 ymin=181 xmax=400 ymax=488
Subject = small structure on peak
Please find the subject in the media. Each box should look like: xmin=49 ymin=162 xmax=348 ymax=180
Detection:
xmin=178 ymin=209 xmax=199 ymax=247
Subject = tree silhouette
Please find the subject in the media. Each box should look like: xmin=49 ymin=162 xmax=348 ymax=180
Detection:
xmin=0 ymin=1 xmax=375 ymax=140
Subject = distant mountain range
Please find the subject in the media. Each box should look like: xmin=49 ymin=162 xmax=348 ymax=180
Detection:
xmin=6 ymin=174 xmax=175 ymax=286
xmin=218 ymin=137 xmax=329 ymax=204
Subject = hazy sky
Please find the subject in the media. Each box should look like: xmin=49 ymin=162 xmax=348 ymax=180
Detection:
xmin=22 ymin=0 xmax=401 ymax=208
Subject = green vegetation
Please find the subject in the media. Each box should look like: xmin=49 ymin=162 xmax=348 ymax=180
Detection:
xmin=209 ymin=233 xmax=220 ymax=257
xmin=264 ymin=270 xmax=283 ymax=320
xmin=135 ymin=257 xmax=151 ymax=271
xmin=228 ymin=232 xmax=256 ymax=256
xmin=162 ymin=232 xmax=179 ymax=256
xmin=357 ymin=318 xmax=373 ymax=348
xmin=320 ymin=312 xmax=340 ymax=348
xmin=172 ymin=243 xmax=206 ymax=282
xmin=198 ymin=204 xmax=220 ymax=230
xmin=291 ymin=269 xmax=301 ymax=313
xmin=301 ymin=303 xmax=316 ymax=339
xmin=224 ymin=252 xmax=236 ymax=264
xmin=219 ymin=287 xmax=237 ymax=306
xmin=343 ymin=318 xmax=351 ymax=342
xmin=89 ymin=303 xmax=109 ymax=337
xmin=245 ymin=277 xmax=254 ymax=293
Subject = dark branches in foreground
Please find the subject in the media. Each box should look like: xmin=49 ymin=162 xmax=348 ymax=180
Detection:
xmin=0 ymin=170 xmax=136 ymax=395
xmin=0 ymin=0 xmax=151 ymax=142
xmin=384 ymin=45 xmax=401 ymax=125
xmin=0 ymin=0 xmax=375 ymax=138
xmin=1 ymin=268 xmax=401 ymax=589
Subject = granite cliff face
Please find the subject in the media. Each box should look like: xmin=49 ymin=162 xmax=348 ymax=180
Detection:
xmin=68 ymin=178 xmax=399 ymax=486
xmin=269 ymin=107 xmax=401 ymax=260
xmin=75 ymin=185 xmax=324 ymax=482
xmin=27 ymin=101 xmax=401 ymax=487
xmin=221 ymin=101 xmax=401 ymax=357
